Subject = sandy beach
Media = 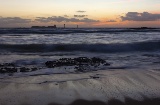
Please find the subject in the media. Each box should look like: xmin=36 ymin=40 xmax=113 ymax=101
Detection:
xmin=0 ymin=69 xmax=160 ymax=105
xmin=0 ymin=0 xmax=160 ymax=104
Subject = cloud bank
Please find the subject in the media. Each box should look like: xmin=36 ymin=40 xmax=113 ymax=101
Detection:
xmin=35 ymin=16 xmax=99 ymax=23
xmin=121 ymin=12 xmax=160 ymax=21
xmin=0 ymin=16 xmax=99 ymax=25
xmin=106 ymin=20 xmax=117 ymax=22
xmin=74 ymin=15 xmax=88 ymax=18
xmin=76 ymin=10 xmax=86 ymax=13
xmin=0 ymin=17 xmax=31 ymax=24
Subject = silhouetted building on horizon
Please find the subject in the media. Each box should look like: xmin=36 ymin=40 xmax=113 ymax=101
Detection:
xmin=31 ymin=25 xmax=56 ymax=28
xmin=47 ymin=25 xmax=57 ymax=28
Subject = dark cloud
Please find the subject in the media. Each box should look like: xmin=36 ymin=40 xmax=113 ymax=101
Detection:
xmin=106 ymin=20 xmax=117 ymax=22
xmin=64 ymin=15 xmax=69 ymax=17
xmin=0 ymin=16 xmax=99 ymax=25
xmin=121 ymin=12 xmax=160 ymax=21
xmin=76 ymin=10 xmax=86 ymax=13
xmin=35 ymin=16 xmax=99 ymax=23
xmin=35 ymin=16 xmax=67 ymax=22
xmin=0 ymin=17 xmax=31 ymax=24
xmin=74 ymin=15 xmax=88 ymax=18
xmin=80 ymin=18 xmax=100 ymax=22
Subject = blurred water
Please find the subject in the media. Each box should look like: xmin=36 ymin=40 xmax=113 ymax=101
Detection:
xmin=0 ymin=28 xmax=160 ymax=77
xmin=0 ymin=29 xmax=160 ymax=44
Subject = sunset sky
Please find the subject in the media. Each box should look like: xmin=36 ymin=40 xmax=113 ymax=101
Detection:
xmin=0 ymin=0 xmax=160 ymax=28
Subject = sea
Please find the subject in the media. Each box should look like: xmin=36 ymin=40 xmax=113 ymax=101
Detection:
xmin=0 ymin=28 xmax=160 ymax=78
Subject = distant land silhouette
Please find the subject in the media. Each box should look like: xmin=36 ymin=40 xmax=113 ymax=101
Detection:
xmin=129 ymin=27 xmax=158 ymax=30
xmin=31 ymin=25 xmax=57 ymax=28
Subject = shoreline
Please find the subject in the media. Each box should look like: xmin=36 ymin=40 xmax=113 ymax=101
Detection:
xmin=0 ymin=69 xmax=160 ymax=105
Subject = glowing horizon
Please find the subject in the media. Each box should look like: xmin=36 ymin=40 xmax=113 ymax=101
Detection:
xmin=0 ymin=0 xmax=160 ymax=28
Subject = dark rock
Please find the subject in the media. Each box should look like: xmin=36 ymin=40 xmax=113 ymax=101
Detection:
xmin=0 ymin=67 xmax=17 ymax=73
xmin=20 ymin=67 xmax=30 ymax=72
xmin=0 ymin=63 xmax=15 ymax=67
xmin=0 ymin=62 xmax=40 ymax=74
xmin=45 ymin=57 xmax=110 ymax=72
xmin=45 ymin=61 xmax=56 ymax=68
xmin=104 ymin=63 xmax=110 ymax=66
xmin=0 ymin=68 xmax=6 ymax=73
xmin=74 ymin=57 xmax=91 ymax=64
xmin=0 ymin=63 xmax=16 ymax=73
xmin=31 ymin=67 xmax=38 ymax=71
xmin=90 ymin=75 xmax=100 ymax=79
xmin=91 ymin=57 xmax=105 ymax=63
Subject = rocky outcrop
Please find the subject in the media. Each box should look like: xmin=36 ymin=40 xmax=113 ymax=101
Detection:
xmin=0 ymin=63 xmax=38 ymax=74
xmin=45 ymin=57 xmax=110 ymax=72
xmin=0 ymin=57 xmax=110 ymax=74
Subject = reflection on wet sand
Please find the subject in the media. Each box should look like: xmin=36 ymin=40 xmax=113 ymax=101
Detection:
xmin=1 ymin=69 xmax=160 ymax=105
xmin=48 ymin=98 xmax=160 ymax=105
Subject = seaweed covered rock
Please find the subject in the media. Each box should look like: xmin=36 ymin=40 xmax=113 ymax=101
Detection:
xmin=0 ymin=63 xmax=17 ymax=73
xmin=0 ymin=63 xmax=39 ymax=74
xmin=45 ymin=57 xmax=110 ymax=72
xmin=0 ymin=67 xmax=17 ymax=73
xmin=0 ymin=63 xmax=15 ymax=67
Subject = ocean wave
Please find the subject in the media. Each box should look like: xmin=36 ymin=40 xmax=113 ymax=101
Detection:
xmin=0 ymin=40 xmax=160 ymax=53
xmin=0 ymin=28 xmax=160 ymax=34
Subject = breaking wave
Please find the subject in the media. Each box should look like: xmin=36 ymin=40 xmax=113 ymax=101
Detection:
xmin=0 ymin=40 xmax=160 ymax=53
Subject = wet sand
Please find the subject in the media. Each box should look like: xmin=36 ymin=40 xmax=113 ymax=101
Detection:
xmin=0 ymin=69 xmax=160 ymax=105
